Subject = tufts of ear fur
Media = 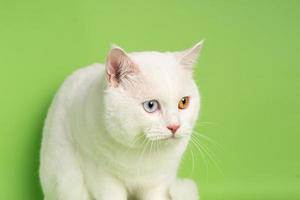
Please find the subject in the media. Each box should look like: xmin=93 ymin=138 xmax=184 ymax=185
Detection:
xmin=178 ymin=40 xmax=204 ymax=70
xmin=105 ymin=45 xmax=138 ymax=87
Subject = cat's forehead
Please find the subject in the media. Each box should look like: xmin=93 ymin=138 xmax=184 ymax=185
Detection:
xmin=131 ymin=52 xmax=182 ymax=80
xmin=128 ymin=52 xmax=193 ymax=100
xmin=130 ymin=52 xmax=177 ymax=70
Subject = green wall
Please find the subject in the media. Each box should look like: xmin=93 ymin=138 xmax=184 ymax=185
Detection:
xmin=1 ymin=0 xmax=299 ymax=199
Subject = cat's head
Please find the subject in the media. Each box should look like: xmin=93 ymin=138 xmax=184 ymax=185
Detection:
xmin=103 ymin=41 xmax=203 ymax=148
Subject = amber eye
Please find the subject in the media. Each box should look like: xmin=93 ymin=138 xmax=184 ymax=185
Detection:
xmin=178 ymin=96 xmax=190 ymax=109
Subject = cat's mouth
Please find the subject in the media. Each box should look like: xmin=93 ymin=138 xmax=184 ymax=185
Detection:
xmin=146 ymin=133 xmax=185 ymax=141
xmin=144 ymin=128 xmax=190 ymax=142
xmin=148 ymin=135 xmax=172 ymax=141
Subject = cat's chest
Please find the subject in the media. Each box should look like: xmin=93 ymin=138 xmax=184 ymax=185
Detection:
xmin=87 ymin=147 xmax=178 ymax=178
xmin=107 ymin=151 xmax=179 ymax=184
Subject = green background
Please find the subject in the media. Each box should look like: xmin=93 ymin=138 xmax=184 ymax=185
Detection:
xmin=1 ymin=0 xmax=299 ymax=199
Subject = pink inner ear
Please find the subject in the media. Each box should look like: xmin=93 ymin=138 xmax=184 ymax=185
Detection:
xmin=106 ymin=48 xmax=139 ymax=87
xmin=106 ymin=61 xmax=118 ymax=85
xmin=106 ymin=54 xmax=131 ymax=86
xmin=108 ymin=59 xmax=119 ymax=75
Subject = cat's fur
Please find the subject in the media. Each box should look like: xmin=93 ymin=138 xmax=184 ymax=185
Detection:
xmin=40 ymin=41 xmax=203 ymax=200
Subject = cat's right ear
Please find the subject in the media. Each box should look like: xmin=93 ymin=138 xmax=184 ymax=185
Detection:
xmin=178 ymin=40 xmax=204 ymax=70
xmin=105 ymin=46 xmax=138 ymax=87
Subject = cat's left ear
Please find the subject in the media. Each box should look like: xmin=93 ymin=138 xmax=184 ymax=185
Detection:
xmin=178 ymin=40 xmax=204 ymax=70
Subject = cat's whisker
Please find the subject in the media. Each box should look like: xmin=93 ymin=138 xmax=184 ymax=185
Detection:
xmin=146 ymin=131 xmax=172 ymax=141
xmin=193 ymin=136 xmax=218 ymax=161
xmin=188 ymin=145 xmax=195 ymax=177
xmin=189 ymin=138 xmax=209 ymax=179
xmin=149 ymin=140 xmax=154 ymax=158
xmin=191 ymin=135 xmax=224 ymax=177
xmin=147 ymin=134 xmax=170 ymax=138
xmin=192 ymin=131 xmax=223 ymax=151
xmin=148 ymin=136 xmax=170 ymax=141
xmin=130 ymin=134 xmax=145 ymax=147
xmin=156 ymin=137 xmax=162 ymax=150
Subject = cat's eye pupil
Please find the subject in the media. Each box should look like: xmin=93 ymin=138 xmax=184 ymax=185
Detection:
xmin=148 ymin=101 xmax=154 ymax=108
xmin=181 ymin=98 xmax=186 ymax=104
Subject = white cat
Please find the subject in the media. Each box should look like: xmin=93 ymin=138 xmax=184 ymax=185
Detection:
xmin=39 ymin=41 xmax=203 ymax=200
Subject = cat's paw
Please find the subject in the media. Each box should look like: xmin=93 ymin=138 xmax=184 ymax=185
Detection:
xmin=169 ymin=179 xmax=199 ymax=200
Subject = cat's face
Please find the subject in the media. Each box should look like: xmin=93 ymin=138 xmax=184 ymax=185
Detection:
xmin=104 ymin=42 xmax=203 ymax=148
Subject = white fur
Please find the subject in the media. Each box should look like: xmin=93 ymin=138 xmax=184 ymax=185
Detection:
xmin=40 ymin=41 xmax=203 ymax=200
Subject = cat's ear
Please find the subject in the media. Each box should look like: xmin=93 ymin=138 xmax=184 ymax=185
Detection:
xmin=178 ymin=40 xmax=204 ymax=70
xmin=105 ymin=45 xmax=138 ymax=87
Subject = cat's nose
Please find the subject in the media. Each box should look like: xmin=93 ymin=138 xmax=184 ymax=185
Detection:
xmin=167 ymin=124 xmax=180 ymax=134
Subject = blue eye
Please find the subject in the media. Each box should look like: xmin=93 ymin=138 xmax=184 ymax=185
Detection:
xmin=142 ymin=100 xmax=159 ymax=113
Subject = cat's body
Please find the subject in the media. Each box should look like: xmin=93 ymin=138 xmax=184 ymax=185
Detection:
xmin=40 ymin=42 xmax=203 ymax=200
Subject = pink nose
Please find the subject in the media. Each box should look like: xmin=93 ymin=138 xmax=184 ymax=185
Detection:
xmin=167 ymin=124 xmax=180 ymax=134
